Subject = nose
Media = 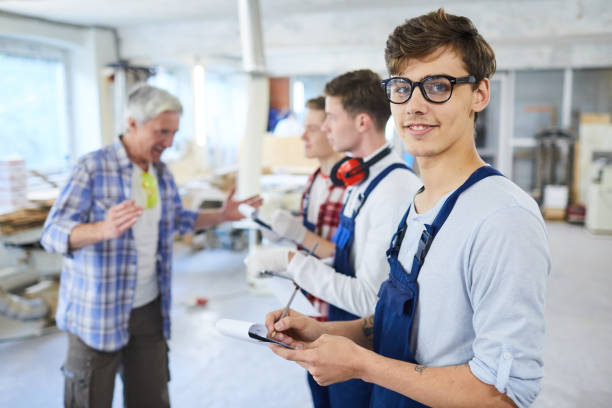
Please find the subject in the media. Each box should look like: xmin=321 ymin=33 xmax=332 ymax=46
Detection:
xmin=321 ymin=117 xmax=331 ymax=133
xmin=300 ymin=129 xmax=307 ymax=141
xmin=402 ymin=85 xmax=428 ymax=116
xmin=163 ymin=134 xmax=174 ymax=148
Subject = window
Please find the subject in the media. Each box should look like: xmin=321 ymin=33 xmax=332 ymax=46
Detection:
xmin=202 ymin=70 xmax=249 ymax=170
xmin=511 ymin=69 xmax=564 ymax=193
xmin=571 ymin=68 xmax=612 ymax=122
xmin=0 ymin=38 xmax=71 ymax=172
xmin=514 ymin=70 xmax=564 ymax=140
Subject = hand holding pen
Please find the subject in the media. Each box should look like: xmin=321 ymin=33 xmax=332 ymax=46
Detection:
xmin=269 ymin=243 xmax=318 ymax=338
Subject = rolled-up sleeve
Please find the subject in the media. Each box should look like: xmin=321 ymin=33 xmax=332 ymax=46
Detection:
xmin=466 ymin=205 xmax=551 ymax=408
xmin=41 ymin=160 xmax=93 ymax=257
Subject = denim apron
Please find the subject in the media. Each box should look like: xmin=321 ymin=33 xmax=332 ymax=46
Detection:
xmin=301 ymin=169 xmax=331 ymax=407
xmin=308 ymin=163 xmax=410 ymax=408
xmin=370 ymin=166 xmax=502 ymax=408
xmin=301 ymin=169 xmax=319 ymax=233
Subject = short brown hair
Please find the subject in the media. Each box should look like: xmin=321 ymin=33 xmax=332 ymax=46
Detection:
xmin=305 ymin=96 xmax=325 ymax=111
xmin=385 ymin=9 xmax=496 ymax=85
xmin=324 ymin=69 xmax=390 ymax=132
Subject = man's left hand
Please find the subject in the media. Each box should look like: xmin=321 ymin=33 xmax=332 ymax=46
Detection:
xmin=244 ymin=247 xmax=292 ymax=280
xmin=269 ymin=333 xmax=366 ymax=386
xmin=221 ymin=188 xmax=263 ymax=221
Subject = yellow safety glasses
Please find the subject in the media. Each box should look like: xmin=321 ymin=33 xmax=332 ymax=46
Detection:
xmin=140 ymin=171 xmax=159 ymax=209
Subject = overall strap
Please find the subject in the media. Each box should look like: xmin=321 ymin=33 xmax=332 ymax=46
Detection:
xmin=410 ymin=165 xmax=503 ymax=275
xmin=385 ymin=199 xmax=416 ymax=260
xmin=301 ymin=167 xmax=321 ymax=219
xmin=352 ymin=163 xmax=410 ymax=218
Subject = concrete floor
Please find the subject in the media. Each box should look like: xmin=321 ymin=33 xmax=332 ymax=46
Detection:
xmin=0 ymin=221 xmax=611 ymax=407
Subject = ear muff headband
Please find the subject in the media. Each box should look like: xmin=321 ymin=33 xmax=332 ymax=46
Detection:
xmin=330 ymin=146 xmax=393 ymax=187
xmin=332 ymin=157 xmax=367 ymax=187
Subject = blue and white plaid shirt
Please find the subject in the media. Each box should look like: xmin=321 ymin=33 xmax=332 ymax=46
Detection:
xmin=41 ymin=139 xmax=198 ymax=351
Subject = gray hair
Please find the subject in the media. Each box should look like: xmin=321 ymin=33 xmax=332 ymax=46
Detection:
xmin=125 ymin=83 xmax=183 ymax=128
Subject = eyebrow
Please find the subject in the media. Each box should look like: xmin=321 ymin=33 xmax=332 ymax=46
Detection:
xmin=396 ymin=73 xmax=458 ymax=81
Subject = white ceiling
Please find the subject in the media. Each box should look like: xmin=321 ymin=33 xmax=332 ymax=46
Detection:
xmin=0 ymin=0 xmax=424 ymax=27
xmin=1 ymin=0 xmax=611 ymax=74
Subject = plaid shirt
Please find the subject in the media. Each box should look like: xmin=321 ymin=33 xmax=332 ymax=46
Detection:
xmin=300 ymin=168 xmax=347 ymax=320
xmin=300 ymin=168 xmax=346 ymax=240
xmin=41 ymin=139 xmax=198 ymax=351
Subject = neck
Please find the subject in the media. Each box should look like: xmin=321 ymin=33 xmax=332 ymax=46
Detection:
xmin=415 ymin=142 xmax=485 ymax=213
xmin=122 ymin=132 xmax=149 ymax=171
xmin=351 ymin=132 xmax=386 ymax=158
xmin=318 ymin=152 xmax=344 ymax=176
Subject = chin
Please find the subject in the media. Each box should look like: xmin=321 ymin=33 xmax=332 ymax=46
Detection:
xmin=402 ymin=141 xmax=439 ymax=158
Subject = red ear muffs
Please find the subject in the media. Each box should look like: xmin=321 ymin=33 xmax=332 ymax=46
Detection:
xmin=330 ymin=146 xmax=393 ymax=187
xmin=330 ymin=157 xmax=368 ymax=187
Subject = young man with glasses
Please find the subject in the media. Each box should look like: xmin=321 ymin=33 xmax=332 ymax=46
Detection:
xmin=265 ymin=9 xmax=550 ymax=408
xmin=247 ymin=69 xmax=421 ymax=408
xmin=42 ymin=84 xmax=261 ymax=408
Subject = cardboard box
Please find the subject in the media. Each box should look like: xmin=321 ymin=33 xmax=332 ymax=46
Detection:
xmin=542 ymin=207 xmax=566 ymax=220
xmin=580 ymin=113 xmax=611 ymax=125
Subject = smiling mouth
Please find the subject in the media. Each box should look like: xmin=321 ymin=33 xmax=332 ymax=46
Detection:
xmin=406 ymin=124 xmax=435 ymax=130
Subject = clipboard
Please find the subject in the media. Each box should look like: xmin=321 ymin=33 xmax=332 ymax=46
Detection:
xmin=215 ymin=319 xmax=295 ymax=349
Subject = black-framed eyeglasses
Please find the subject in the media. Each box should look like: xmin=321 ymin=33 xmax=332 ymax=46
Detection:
xmin=381 ymin=75 xmax=476 ymax=104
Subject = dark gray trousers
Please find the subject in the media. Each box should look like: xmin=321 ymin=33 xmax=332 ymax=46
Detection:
xmin=62 ymin=297 xmax=170 ymax=408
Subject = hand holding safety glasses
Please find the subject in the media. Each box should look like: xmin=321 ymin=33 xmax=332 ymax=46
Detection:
xmin=381 ymin=75 xmax=476 ymax=104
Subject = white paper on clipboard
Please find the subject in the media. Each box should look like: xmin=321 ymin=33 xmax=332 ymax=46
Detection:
xmin=260 ymin=277 xmax=321 ymax=317
xmin=215 ymin=319 xmax=294 ymax=349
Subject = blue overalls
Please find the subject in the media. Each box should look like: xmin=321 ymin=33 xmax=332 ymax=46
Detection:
xmin=370 ymin=166 xmax=502 ymax=408
xmin=301 ymin=169 xmax=319 ymax=233
xmin=301 ymin=169 xmax=331 ymax=407
xmin=308 ymin=162 xmax=411 ymax=408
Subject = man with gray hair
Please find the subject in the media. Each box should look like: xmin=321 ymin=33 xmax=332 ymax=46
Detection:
xmin=42 ymin=84 xmax=261 ymax=407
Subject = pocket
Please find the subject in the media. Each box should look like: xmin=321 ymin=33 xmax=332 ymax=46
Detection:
xmin=91 ymin=198 xmax=116 ymax=223
xmin=93 ymin=198 xmax=117 ymax=212
xmin=61 ymin=364 xmax=91 ymax=408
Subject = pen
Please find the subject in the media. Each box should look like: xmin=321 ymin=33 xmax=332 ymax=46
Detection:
xmin=279 ymin=283 xmax=300 ymax=321
xmin=258 ymin=270 xmax=293 ymax=280
xmin=270 ymin=242 xmax=319 ymax=339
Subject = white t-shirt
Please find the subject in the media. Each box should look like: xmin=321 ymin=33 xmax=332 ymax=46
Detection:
xmin=131 ymin=164 xmax=162 ymax=308
xmin=288 ymin=144 xmax=422 ymax=317
xmin=398 ymin=174 xmax=550 ymax=408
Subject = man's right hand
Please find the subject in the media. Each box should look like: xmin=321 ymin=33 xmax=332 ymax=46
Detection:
xmin=265 ymin=308 xmax=324 ymax=348
xmin=68 ymin=200 xmax=143 ymax=250
xmin=101 ymin=200 xmax=143 ymax=240
xmin=270 ymin=209 xmax=307 ymax=244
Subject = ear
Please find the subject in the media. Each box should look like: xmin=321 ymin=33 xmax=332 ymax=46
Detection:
xmin=354 ymin=113 xmax=372 ymax=133
xmin=471 ymin=78 xmax=490 ymax=114
xmin=127 ymin=117 xmax=138 ymax=132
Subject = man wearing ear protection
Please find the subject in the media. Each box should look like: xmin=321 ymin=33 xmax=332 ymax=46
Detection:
xmin=260 ymin=96 xmax=347 ymax=320
xmin=260 ymin=96 xmax=346 ymax=261
xmin=247 ymin=69 xmax=421 ymax=407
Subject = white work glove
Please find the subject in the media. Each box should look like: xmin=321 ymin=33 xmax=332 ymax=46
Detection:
xmin=260 ymin=227 xmax=282 ymax=243
xmin=244 ymin=247 xmax=292 ymax=281
xmin=270 ymin=209 xmax=307 ymax=244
